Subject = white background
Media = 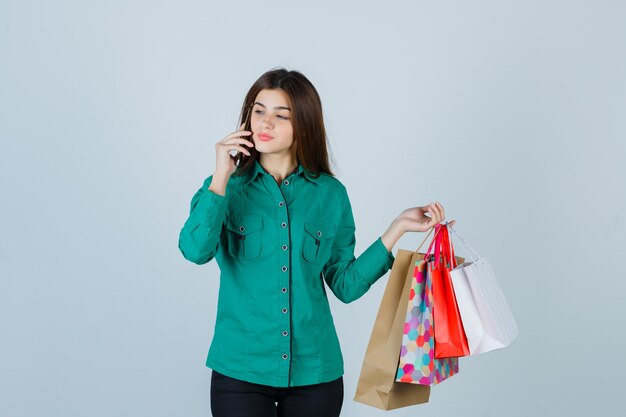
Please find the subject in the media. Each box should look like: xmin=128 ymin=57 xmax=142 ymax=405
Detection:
xmin=1 ymin=1 xmax=625 ymax=416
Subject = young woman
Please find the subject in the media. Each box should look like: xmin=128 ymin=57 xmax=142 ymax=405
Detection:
xmin=178 ymin=68 xmax=452 ymax=417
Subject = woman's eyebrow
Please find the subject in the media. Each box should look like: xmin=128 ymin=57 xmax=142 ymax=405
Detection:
xmin=253 ymin=102 xmax=291 ymax=111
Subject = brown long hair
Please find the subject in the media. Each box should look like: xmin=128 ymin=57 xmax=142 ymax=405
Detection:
xmin=232 ymin=68 xmax=335 ymax=179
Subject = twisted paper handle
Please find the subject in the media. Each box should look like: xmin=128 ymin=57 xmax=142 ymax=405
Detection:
xmin=447 ymin=223 xmax=481 ymax=263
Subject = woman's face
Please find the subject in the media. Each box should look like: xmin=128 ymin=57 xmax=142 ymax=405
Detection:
xmin=250 ymin=88 xmax=294 ymax=156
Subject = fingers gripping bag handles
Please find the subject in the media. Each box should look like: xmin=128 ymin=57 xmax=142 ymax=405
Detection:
xmin=431 ymin=224 xmax=471 ymax=359
xmin=395 ymin=225 xmax=464 ymax=386
xmin=447 ymin=225 xmax=519 ymax=355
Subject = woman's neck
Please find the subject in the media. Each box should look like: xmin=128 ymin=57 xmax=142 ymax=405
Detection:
xmin=258 ymin=154 xmax=298 ymax=184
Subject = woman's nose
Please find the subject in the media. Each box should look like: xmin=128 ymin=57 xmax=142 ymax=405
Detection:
xmin=262 ymin=116 xmax=273 ymax=128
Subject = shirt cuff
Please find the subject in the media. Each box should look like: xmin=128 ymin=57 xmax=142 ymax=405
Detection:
xmin=353 ymin=236 xmax=396 ymax=286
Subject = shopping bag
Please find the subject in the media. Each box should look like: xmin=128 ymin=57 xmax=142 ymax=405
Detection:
xmin=353 ymin=248 xmax=430 ymax=410
xmin=447 ymin=225 xmax=519 ymax=355
xmin=395 ymin=227 xmax=464 ymax=386
xmin=431 ymin=224 xmax=470 ymax=358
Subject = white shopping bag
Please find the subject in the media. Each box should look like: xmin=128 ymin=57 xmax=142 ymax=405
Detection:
xmin=447 ymin=226 xmax=519 ymax=355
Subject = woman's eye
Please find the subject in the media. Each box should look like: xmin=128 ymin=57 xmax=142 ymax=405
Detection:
xmin=254 ymin=110 xmax=289 ymax=120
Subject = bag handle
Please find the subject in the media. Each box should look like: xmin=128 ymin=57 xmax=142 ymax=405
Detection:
xmin=414 ymin=223 xmax=463 ymax=267
xmin=413 ymin=224 xmax=443 ymax=257
xmin=430 ymin=224 xmax=457 ymax=269
xmin=432 ymin=224 xmax=445 ymax=267
xmin=440 ymin=224 xmax=458 ymax=268
xmin=447 ymin=223 xmax=481 ymax=263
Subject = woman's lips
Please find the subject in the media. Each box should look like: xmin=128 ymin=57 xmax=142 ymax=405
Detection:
xmin=258 ymin=133 xmax=274 ymax=141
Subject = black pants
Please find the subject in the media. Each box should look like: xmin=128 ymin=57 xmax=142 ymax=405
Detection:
xmin=210 ymin=370 xmax=344 ymax=417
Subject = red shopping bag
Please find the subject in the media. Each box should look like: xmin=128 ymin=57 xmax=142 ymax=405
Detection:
xmin=431 ymin=224 xmax=470 ymax=358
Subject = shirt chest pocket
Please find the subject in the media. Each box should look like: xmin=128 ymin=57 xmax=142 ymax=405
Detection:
xmin=225 ymin=215 xmax=264 ymax=260
xmin=302 ymin=220 xmax=337 ymax=265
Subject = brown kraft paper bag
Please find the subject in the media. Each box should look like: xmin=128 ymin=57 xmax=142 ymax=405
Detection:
xmin=353 ymin=248 xmax=431 ymax=410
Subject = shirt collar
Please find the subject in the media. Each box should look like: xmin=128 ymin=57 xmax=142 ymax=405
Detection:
xmin=240 ymin=159 xmax=321 ymax=186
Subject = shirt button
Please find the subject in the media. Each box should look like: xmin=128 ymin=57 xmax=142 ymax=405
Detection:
xmin=317 ymin=231 xmax=322 ymax=237
xmin=281 ymin=287 xmax=287 ymax=293
xmin=279 ymin=201 xmax=284 ymax=207
xmin=282 ymin=330 xmax=289 ymax=336
xmin=282 ymin=307 xmax=288 ymax=313
xmin=281 ymin=266 xmax=288 ymax=272
xmin=282 ymin=244 xmax=288 ymax=250
xmin=282 ymin=354 xmax=288 ymax=360
xmin=281 ymin=222 xmax=287 ymax=228
xmin=239 ymin=226 xmax=245 ymax=232
xmin=283 ymin=180 xmax=289 ymax=185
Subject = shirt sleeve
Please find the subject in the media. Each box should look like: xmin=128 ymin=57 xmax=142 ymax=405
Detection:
xmin=178 ymin=175 xmax=228 ymax=265
xmin=322 ymin=187 xmax=395 ymax=303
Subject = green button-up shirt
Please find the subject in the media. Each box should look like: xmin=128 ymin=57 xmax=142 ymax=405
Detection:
xmin=178 ymin=159 xmax=395 ymax=387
